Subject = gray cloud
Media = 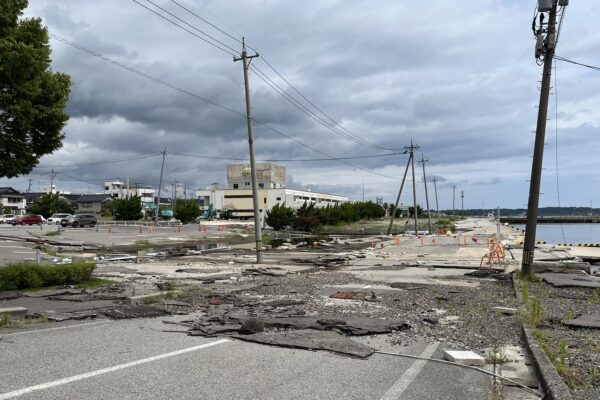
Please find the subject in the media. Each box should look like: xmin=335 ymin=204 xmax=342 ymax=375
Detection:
xmin=1 ymin=0 xmax=598 ymax=209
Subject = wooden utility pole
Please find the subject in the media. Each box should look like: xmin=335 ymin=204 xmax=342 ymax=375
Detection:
xmin=409 ymin=139 xmax=419 ymax=235
xmin=433 ymin=176 xmax=439 ymax=217
xmin=387 ymin=151 xmax=413 ymax=235
xmin=234 ymin=38 xmax=263 ymax=263
xmin=155 ymin=147 xmax=166 ymax=220
xmin=461 ymin=190 xmax=465 ymax=217
xmin=523 ymin=0 xmax=562 ymax=277
xmin=419 ymin=154 xmax=432 ymax=234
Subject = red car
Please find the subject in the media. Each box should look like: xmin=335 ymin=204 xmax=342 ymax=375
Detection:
xmin=12 ymin=214 xmax=43 ymax=226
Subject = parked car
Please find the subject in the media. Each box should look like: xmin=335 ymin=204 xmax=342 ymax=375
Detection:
xmin=61 ymin=214 xmax=97 ymax=228
xmin=0 ymin=214 xmax=16 ymax=224
xmin=12 ymin=214 xmax=43 ymax=225
xmin=48 ymin=213 xmax=72 ymax=224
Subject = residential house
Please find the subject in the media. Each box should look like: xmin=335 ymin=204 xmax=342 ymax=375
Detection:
xmin=0 ymin=187 xmax=26 ymax=214
xmin=74 ymin=194 xmax=114 ymax=215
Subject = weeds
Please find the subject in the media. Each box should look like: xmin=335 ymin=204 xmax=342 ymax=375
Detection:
xmin=134 ymin=239 xmax=150 ymax=247
xmin=0 ymin=313 xmax=10 ymax=328
xmin=592 ymin=367 xmax=600 ymax=386
xmin=45 ymin=231 xmax=62 ymax=237
xmin=557 ymin=340 xmax=568 ymax=374
xmin=566 ymin=311 xmax=574 ymax=320
xmin=486 ymin=347 xmax=508 ymax=365
xmin=521 ymin=279 xmax=529 ymax=304
xmin=589 ymin=288 xmax=600 ymax=304
xmin=529 ymin=297 xmax=543 ymax=325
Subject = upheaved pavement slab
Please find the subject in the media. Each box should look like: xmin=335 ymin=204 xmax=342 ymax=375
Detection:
xmin=540 ymin=272 xmax=600 ymax=288
xmin=0 ymin=306 xmax=28 ymax=318
xmin=562 ymin=313 xmax=600 ymax=329
xmin=233 ymin=330 xmax=375 ymax=358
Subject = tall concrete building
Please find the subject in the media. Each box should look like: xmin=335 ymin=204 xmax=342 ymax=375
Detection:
xmin=197 ymin=163 xmax=348 ymax=219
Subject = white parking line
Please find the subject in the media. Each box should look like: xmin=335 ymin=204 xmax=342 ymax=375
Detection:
xmin=379 ymin=342 xmax=439 ymax=400
xmin=0 ymin=321 xmax=110 ymax=337
xmin=0 ymin=339 xmax=230 ymax=399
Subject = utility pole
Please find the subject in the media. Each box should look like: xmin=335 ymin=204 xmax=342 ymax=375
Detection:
xmin=419 ymin=154 xmax=432 ymax=235
xmin=461 ymin=190 xmax=465 ymax=217
xmin=362 ymin=177 xmax=365 ymax=202
xmin=523 ymin=0 xmax=562 ymax=277
xmin=433 ymin=176 xmax=439 ymax=218
xmin=452 ymin=185 xmax=456 ymax=217
xmin=27 ymin=178 xmax=33 ymax=193
xmin=234 ymin=38 xmax=263 ymax=263
xmin=155 ymin=147 xmax=166 ymax=220
xmin=409 ymin=139 xmax=419 ymax=235
xmin=49 ymin=168 xmax=57 ymax=194
xmin=387 ymin=150 xmax=413 ymax=235
xmin=171 ymin=182 xmax=176 ymax=210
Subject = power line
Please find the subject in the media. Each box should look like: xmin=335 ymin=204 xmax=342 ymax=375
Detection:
xmin=33 ymin=153 xmax=160 ymax=169
xmin=129 ymin=0 xmax=237 ymax=57
xmin=142 ymin=0 xmax=239 ymax=55
xmin=554 ymin=55 xmax=600 ymax=72
xmin=170 ymin=151 xmax=403 ymax=162
xmin=51 ymin=35 xmax=400 ymax=181
xmin=169 ymin=0 xmax=243 ymax=45
xmin=162 ymin=0 xmax=395 ymax=151
xmin=250 ymin=64 xmax=380 ymax=148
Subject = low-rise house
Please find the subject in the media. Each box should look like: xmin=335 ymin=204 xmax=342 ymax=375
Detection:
xmin=73 ymin=194 xmax=114 ymax=215
xmin=0 ymin=187 xmax=26 ymax=214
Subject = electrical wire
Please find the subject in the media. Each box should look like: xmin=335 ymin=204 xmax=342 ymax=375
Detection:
xmin=170 ymin=151 xmax=403 ymax=162
xmin=250 ymin=64 xmax=380 ymax=148
xmin=130 ymin=0 xmax=237 ymax=57
xmin=554 ymin=55 xmax=600 ymax=72
xmin=165 ymin=0 xmax=396 ymax=151
xmin=142 ymin=0 xmax=239 ymax=55
xmin=169 ymin=0 xmax=243 ymax=46
xmin=51 ymin=35 xmax=402 ymax=181
xmin=33 ymin=153 xmax=161 ymax=169
xmin=553 ymin=63 xmax=566 ymax=243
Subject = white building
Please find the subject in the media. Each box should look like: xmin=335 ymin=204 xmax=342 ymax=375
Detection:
xmin=0 ymin=187 xmax=26 ymax=214
xmin=104 ymin=180 xmax=155 ymax=203
xmin=196 ymin=164 xmax=349 ymax=219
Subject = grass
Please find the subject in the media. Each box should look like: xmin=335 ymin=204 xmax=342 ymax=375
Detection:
xmin=529 ymin=296 xmax=543 ymax=325
xmin=41 ymin=246 xmax=59 ymax=257
xmin=486 ymin=347 xmax=508 ymax=365
xmin=521 ymin=279 xmax=529 ymax=304
xmin=589 ymin=288 xmax=600 ymax=304
xmin=0 ymin=262 xmax=96 ymax=291
xmin=134 ymin=239 xmax=150 ymax=246
xmin=0 ymin=313 xmax=48 ymax=329
xmin=76 ymin=278 xmax=117 ymax=289
xmin=45 ymin=230 xmax=62 ymax=237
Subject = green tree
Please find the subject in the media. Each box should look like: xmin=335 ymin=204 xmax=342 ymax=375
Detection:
xmin=266 ymin=203 xmax=294 ymax=230
xmin=174 ymin=199 xmax=200 ymax=223
xmin=30 ymin=193 xmax=74 ymax=218
xmin=292 ymin=202 xmax=319 ymax=232
xmin=0 ymin=0 xmax=71 ymax=178
xmin=113 ymin=195 xmax=142 ymax=221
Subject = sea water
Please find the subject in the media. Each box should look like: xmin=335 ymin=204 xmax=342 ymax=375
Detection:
xmin=514 ymin=223 xmax=600 ymax=244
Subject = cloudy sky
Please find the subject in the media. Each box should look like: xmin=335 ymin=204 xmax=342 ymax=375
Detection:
xmin=3 ymin=0 xmax=599 ymax=209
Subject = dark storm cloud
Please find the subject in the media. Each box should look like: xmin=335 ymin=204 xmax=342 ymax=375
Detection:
xmin=2 ymin=0 xmax=597 ymax=208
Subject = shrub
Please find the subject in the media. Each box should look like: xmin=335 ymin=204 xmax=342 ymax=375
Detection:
xmin=0 ymin=262 xmax=96 ymax=290
xmin=266 ymin=203 xmax=294 ymax=230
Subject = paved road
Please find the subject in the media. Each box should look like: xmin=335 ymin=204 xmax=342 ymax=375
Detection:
xmin=0 ymin=317 xmax=493 ymax=400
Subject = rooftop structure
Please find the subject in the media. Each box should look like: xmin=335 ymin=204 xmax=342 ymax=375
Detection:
xmin=227 ymin=163 xmax=286 ymax=190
